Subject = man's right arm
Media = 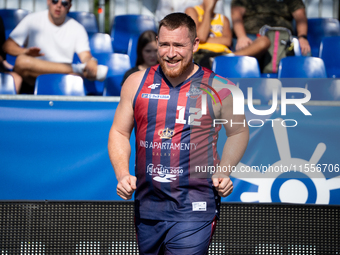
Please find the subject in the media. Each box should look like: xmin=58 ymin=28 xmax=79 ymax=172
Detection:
xmin=108 ymin=70 xmax=144 ymax=200
xmin=3 ymin=13 xmax=43 ymax=57
xmin=3 ymin=38 xmax=43 ymax=57
xmin=231 ymin=5 xmax=253 ymax=51
xmin=3 ymin=38 xmax=26 ymax=56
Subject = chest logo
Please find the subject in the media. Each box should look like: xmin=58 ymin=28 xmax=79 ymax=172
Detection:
xmin=148 ymin=83 xmax=160 ymax=89
xmin=158 ymin=128 xmax=175 ymax=139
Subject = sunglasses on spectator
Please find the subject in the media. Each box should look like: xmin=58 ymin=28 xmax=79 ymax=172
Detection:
xmin=51 ymin=0 xmax=70 ymax=7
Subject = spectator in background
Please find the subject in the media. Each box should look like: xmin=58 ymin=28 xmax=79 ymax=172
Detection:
xmin=186 ymin=0 xmax=270 ymax=69
xmin=155 ymin=0 xmax=225 ymax=22
xmin=0 ymin=16 xmax=22 ymax=92
xmin=2 ymin=0 xmax=107 ymax=94
xmin=231 ymin=0 xmax=311 ymax=56
xmin=121 ymin=30 xmax=158 ymax=85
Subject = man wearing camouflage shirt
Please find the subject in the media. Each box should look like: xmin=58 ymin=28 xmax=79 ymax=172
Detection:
xmin=231 ymin=0 xmax=311 ymax=56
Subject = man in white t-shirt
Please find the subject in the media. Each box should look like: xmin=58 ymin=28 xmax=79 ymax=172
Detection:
xmin=3 ymin=0 xmax=107 ymax=93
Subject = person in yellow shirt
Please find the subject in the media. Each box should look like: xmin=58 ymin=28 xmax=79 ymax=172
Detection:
xmin=186 ymin=0 xmax=270 ymax=69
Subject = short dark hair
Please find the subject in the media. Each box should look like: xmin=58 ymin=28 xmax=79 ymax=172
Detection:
xmin=136 ymin=30 xmax=157 ymax=66
xmin=158 ymin=12 xmax=197 ymax=42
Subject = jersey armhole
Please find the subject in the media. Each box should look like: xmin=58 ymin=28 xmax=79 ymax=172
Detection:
xmin=133 ymin=68 xmax=151 ymax=109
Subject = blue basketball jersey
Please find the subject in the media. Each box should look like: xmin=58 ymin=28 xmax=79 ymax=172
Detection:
xmin=133 ymin=64 xmax=232 ymax=221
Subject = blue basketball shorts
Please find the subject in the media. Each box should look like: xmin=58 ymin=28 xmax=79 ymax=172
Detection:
xmin=135 ymin=217 xmax=217 ymax=255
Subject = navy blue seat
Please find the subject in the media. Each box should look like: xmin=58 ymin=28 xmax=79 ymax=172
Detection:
xmin=93 ymin=53 xmax=131 ymax=96
xmin=34 ymin=74 xmax=85 ymax=96
xmin=278 ymin=56 xmax=327 ymax=78
xmin=0 ymin=72 xmax=16 ymax=94
xmin=307 ymin=18 xmax=340 ymax=57
xmin=319 ymin=36 xmax=340 ymax=78
xmin=67 ymin=11 xmax=99 ymax=35
xmin=89 ymin=33 xmax=113 ymax=54
xmin=0 ymin=8 xmax=30 ymax=39
xmin=110 ymin=15 xmax=157 ymax=54
xmin=212 ymin=56 xmax=261 ymax=78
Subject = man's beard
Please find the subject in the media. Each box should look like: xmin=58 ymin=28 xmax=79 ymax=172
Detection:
xmin=159 ymin=57 xmax=192 ymax=79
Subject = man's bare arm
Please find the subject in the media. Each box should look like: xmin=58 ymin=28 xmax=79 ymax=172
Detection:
xmin=231 ymin=5 xmax=253 ymax=50
xmin=108 ymin=71 xmax=144 ymax=199
xmin=77 ymin=51 xmax=98 ymax=80
xmin=212 ymin=93 xmax=249 ymax=197
xmin=3 ymin=38 xmax=43 ymax=57
xmin=292 ymin=8 xmax=311 ymax=56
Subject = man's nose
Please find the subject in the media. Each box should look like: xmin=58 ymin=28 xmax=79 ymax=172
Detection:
xmin=167 ymin=45 xmax=176 ymax=58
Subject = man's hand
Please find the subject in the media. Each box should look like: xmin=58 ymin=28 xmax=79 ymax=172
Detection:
xmin=298 ymin=37 xmax=311 ymax=56
xmin=24 ymin=47 xmax=44 ymax=57
xmin=212 ymin=175 xmax=233 ymax=197
xmin=117 ymin=174 xmax=137 ymax=200
xmin=235 ymin=36 xmax=253 ymax=51
xmin=83 ymin=58 xmax=98 ymax=80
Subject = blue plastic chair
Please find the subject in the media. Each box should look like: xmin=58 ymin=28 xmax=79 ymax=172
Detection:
xmin=67 ymin=11 xmax=99 ymax=35
xmin=319 ymin=36 xmax=340 ymax=78
xmin=89 ymin=33 xmax=113 ymax=54
xmin=0 ymin=72 xmax=16 ymax=94
xmin=0 ymin=9 xmax=30 ymax=66
xmin=306 ymin=79 xmax=340 ymax=101
xmin=212 ymin=56 xmax=261 ymax=78
xmin=0 ymin=9 xmax=30 ymax=39
xmin=93 ymin=53 xmax=131 ymax=96
xmin=278 ymin=56 xmax=327 ymax=78
xmin=34 ymin=74 xmax=85 ymax=96
xmin=127 ymin=34 xmax=139 ymax=67
xmin=307 ymin=18 xmax=340 ymax=57
xmin=110 ymin=15 xmax=157 ymax=54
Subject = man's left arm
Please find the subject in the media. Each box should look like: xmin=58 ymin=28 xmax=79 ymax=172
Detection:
xmin=77 ymin=51 xmax=98 ymax=80
xmin=292 ymin=8 xmax=311 ymax=56
xmin=212 ymin=93 xmax=249 ymax=197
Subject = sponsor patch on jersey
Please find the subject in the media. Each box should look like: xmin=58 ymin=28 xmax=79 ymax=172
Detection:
xmin=141 ymin=93 xmax=170 ymax=100
xmin=158 ymin=128 xmax=175 ymax=139
xmin=148 ymin=83 xmax=160 ymax=89
xmin=186 ymin=87 xmax=202 ymax=99
xmin=192 ymin=202 xmax=207 ymax=211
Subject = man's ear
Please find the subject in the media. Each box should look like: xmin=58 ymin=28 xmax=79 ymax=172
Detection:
xmin=67 ymin=2 xmax=72 ymax=12
xmin=193 ymin=37 xmax=199 ymax=53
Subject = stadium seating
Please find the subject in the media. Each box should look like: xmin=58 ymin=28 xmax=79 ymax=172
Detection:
xmin=0 ymin=9 xmax=30 ymax=67
xmin=212 ymin=56 xmax=261 ymax=78
xmin=98 ymin=53 xmax=131 ymax=96
xmin=278 ymin=56 xmax=327 ymax=78
xmin=0 ymin=72 xmax=16 ymax=94
xmin=89 ymin=33 xmax=113 ymax=54
xmin=0 ymin=8 xmax=30 ymax=39
xmin=110 ymin=15 xmax=157 ymax=54
xmin=319 ymin=36 xmax=340 ymax=78
xmin=307 ymin=18 xmax=340 ymax=57
xmin=34 ymin=74 xmax=85 ymax=96
xmin=127 ymin=34 xmax=139 ymax=67
xmin=67 ymin=11 xmax=99 ymax=36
